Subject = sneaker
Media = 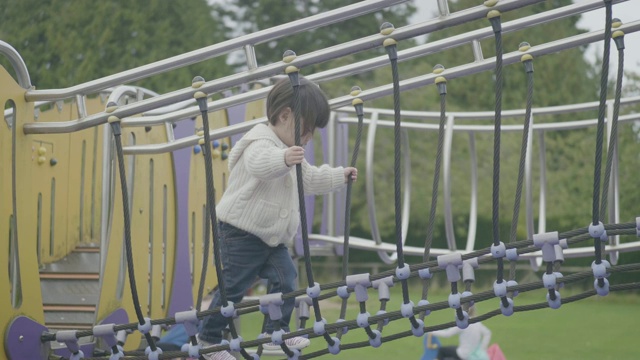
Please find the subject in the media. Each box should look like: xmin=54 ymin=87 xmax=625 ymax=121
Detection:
xmin=198 ymin=338 xmax=236 ymax=360
xmin=262 ymin=333 xmax=311 ymax=351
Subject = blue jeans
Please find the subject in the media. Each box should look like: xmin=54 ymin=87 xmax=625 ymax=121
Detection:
xmin=199 ymin=222 xmax=298 ymax=344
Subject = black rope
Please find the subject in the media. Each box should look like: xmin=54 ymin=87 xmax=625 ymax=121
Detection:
xmin=338 ymin=95 xmax=365 ymax=338
xmin=195 ymin=89 xmax=252 ymax=359
xmin=385 ymin=36 xmax=420 ymax=330
xmin=286 ymin=67 xmax=336 ymax=347
xmin=421 ymin=74 xmax=447 ymax=303
xmin=109 ymin=116 xmax=158 ymax=352
xmin=508 ymin=54 xmax=534 ymax=282
xmin=591 ymin=0 xmax=613 ymax=229
xmin=599 ymin=29 xmax=625 ymax=224
xmin=196 ymin=147 xmax=211 ymax=312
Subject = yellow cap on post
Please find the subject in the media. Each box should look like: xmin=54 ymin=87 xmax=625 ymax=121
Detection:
xmin=282 ymin=50 xmax=297 ymax=63
xmin=107 ymin=115 xmax=120 ymax=123
xmin=198 ymin=138 xmax=205 ymax=145
xmin=192 ymin=76 xmax=205 ymax=89
xmin=350 ymin=86 xmax=362 ymax=97
xmin=194 ymin=91 xmax=207 ymax=100
xmin=196 ymin=130 xmax=204 ymax=137
xmin=435 ymin=76 xmax=447 ymax=84
xmin=487 ymin=10 xmax=501 ymax=19
xmin=285 ymin=65 xmax=299 ymax=74
xmin=380 ymin=22 xmax=395 ymax=36
xmin=612 ymin=30 xmax=624 ymax=39
xmin=612 ymin=18 xmax=622 ymax=28
xmin=38 ymin=146 xmax=47 ymax=156
xmin=484 ymin=0 xmax=499 ymax=7
xmin=351 ymin=98 xmax=363 ymax=106
xmin=521 ymin=54 xmax=533 ymax=62
xmin=383 ymin=38 xmax=397 ymax=47
xmin=433 ymin=64 xmax=445 ymax=74
xmin=105 ymin=102 xmax=118 ymax=113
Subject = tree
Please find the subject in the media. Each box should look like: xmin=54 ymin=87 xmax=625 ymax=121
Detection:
xmin=0 ymin=0 xmax=231 ymax=93
xmin=211 ymin=0 xmax=417 ymax=96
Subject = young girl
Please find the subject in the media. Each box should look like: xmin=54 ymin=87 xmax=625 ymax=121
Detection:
xmin=198 ymin=77 xmax=358 ymax=360
xmin=429 ymin=306 xmax=492 ymax=360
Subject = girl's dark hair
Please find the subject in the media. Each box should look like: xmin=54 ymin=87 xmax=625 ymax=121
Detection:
xmin=266 ymin=77 xmax=330 ymax=130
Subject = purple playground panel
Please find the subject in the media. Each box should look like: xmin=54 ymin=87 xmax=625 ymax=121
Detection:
xmin=167 ymin=118 xmax=199 ymax=317
xmin=5 ymin=309 xmax=127 ymax=360
xmin=5 ymin=316 xmax=50 ymax=360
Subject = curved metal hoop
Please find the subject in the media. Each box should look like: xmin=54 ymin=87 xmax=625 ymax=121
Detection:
xmin=365 ymin=112 xmax=411 ymax=264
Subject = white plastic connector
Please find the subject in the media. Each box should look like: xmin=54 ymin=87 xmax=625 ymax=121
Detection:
xmin=418 ymin=268 xmax=433 ymax=279
xmin=328 ymin=337 xmax=341 ymax=355
xmin=337 ymin=286 xmax=350 ymax=299
xmin=588 ymin=221 xmax=605 ymax=238
xmin=506 ymin=248 xmax=519 ymax=261
xmin=412 ymin=319 xmax=425 ymax=337
xmin=396 ymin=264 xmax=411 ymax=280
xmin=369 ymin=330 xmax=382 ymax=348
xmin=438 ymin=253 xmax=463 ymax=282
xmin=462 ymin=258 xmax=479 ymax=282
xmin=491 ymin=242 xmax=506 ymax=258
xmin=493 ymin=280 xmax=507 ymax=297
xmin=533 ymin=232 xmax=560 ymax=262
xmin=418 ymin=299 xmax=431 ymax=317
xmin=313 ymin=319 xmax=327 ymax=335
xmin=356 ymin=312 xmax=371 ymax=328
xmin=400 ymin=301 xmax=414 ymax=318
xmin=448 ymin=292 xmax=461 ymax=309
xmin=307 ymin=282 xmax=321 ymax=298
xmin=456 ymin=311 xmax=469 ymax=329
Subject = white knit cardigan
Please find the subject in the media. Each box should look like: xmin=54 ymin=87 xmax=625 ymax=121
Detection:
xmin=216 ymin=124 xmax=346 ymax=247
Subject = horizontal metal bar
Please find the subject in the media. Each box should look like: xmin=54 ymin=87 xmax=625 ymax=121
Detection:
xmin=120 ymin=0 xmax=619 ymax=128
xmin=120 ymin=19 xmax=640 ymax=155
xmin=307 ymin=234 xmax=640 ymax=259
xmin=23 ymin=0 xmax=408 ymax=102
xmin=339 ymin=112 xmax=640 ymax=133
xmin=23 ymin=0 xmax=542 ymax=135
xmin=338 ymin=96 xmax=640 ymax=121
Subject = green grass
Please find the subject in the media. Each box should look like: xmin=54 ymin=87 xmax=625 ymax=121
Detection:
xmin=236 ymin=282 xmax=639 ymax=360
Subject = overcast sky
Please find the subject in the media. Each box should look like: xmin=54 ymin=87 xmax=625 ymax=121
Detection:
xmin=410 ymin=0 xmax=640 ymax=74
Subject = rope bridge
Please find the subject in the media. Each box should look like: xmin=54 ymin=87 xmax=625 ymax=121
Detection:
xmin=3 ymin=1 xmax=639 ymax=359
